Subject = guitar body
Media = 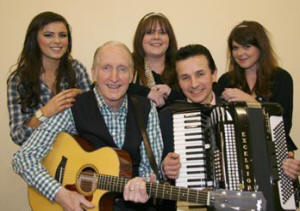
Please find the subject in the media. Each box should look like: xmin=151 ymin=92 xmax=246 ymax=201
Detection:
xmin=27 ymin=132 xmax=266 ymax=211
xmin=28 ymin=132 xmax=132 ymax=211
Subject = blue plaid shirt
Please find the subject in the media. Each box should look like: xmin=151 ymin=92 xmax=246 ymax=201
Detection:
xmin=7 ymin=59 xmax=91 ymax=145
xmin=12 ymin=87 xmax=163 ymax=202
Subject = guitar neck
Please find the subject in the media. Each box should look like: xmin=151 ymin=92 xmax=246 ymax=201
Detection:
xmin=97 ymin=174 xmax=209 ymax=205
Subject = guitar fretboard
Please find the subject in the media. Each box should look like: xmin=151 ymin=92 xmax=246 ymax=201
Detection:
xmin=97 ymin=174 xmax=210 ymax=205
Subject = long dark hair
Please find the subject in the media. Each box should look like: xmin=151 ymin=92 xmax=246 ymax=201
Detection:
xmin=132 ymin=12 xmax=178 ymax=88
xmin=8 ymin=11 xmax=77 ymax=112
xmin=227 ymin=20 xmax=278 ymax=98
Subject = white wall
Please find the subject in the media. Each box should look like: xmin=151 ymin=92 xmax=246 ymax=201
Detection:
xmin=1 ymin=0 xmax=300 ymax=210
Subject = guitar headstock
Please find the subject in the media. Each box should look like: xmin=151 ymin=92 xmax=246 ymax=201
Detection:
xmin=210 ymin=189 xmax=266 ymax=211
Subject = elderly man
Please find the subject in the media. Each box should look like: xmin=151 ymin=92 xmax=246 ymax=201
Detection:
xmin=12 ymin=41 xmax=176 ymax=211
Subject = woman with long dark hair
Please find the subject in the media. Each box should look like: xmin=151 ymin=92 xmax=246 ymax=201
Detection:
xmin=129 ymin=12 xmax=183 ymax=107
xmin=7 ymin=11 xmax=91 ymax=145
xmin=218 ymin=20 xmax=300 ymax=179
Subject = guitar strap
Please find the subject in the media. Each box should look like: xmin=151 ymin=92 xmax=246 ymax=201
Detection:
xmin=130 ymin=95 xmax=161 ymax=181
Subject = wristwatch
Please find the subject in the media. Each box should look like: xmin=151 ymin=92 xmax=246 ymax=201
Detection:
xmin=35 ymin=109 xmax=48 ymax=122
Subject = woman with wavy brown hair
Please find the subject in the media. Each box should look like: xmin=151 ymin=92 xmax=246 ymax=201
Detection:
xmin=129 ymin=12 xmax=183 ymax=107
xmin=7 ymin=11 xmax=91 ymax=146
xmin=218 ymin=20 xmax=300 ymax=179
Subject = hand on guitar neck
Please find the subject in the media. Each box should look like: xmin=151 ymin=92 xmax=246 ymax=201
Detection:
xmin=121 ymin=152 xmax=181 ymax=203
xmin=123 ymin=177 xmax=149 ymax=203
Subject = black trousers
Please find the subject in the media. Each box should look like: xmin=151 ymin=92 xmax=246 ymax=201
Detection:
xmin=113 ymin=198 xmax=157 ymax=211
xmin=113 ymin=198 xmax=177 ymax=211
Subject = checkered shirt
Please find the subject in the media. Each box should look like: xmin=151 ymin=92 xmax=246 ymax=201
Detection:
xmin=7 ymin=59 xmax=91 ymax=145
xmin=12 ymin=87 xmax=163 ymax=202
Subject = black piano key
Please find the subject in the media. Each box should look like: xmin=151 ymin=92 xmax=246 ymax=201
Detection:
xmin=186 ymin=165 xmax=204 ymax=168
xmin=186 ymin=145 xmax=203 ymax=149
xmin=186 ymin=157 xmax=203 ymax=161
xmin=184 ymin=132 xmax=203 ymax=136
xmin=186 ymin=151 xmax=203 ymax=155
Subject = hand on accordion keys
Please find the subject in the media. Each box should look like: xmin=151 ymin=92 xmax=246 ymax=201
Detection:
xmin=162 ymin=152 xmax=181 ymax=180
xmin=282 ymin=152 xmax=300 ymax=180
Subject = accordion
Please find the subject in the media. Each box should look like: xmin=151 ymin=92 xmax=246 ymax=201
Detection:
xmin=169 ymin=101 xmax=297 ymax=211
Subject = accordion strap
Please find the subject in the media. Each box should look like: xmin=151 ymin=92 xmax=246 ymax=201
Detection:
xmin=130 ymin=95 xmax=161 ymax=181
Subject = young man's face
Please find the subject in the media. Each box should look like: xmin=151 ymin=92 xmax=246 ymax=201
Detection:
xmin=176 ymin=55 xmax=217 ymax=104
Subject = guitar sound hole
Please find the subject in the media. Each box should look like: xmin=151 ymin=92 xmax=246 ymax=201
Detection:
xmin=78 ymin=167 xmax=98 ymax=194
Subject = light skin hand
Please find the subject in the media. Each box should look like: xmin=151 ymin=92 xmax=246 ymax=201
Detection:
xmin=221 ymin=88 xmax=257 ymax=103
xmin=55 ymin=187 xmax=94 ymax=211
xmin=149 ymin=173 xmax=156 ymax=183
xmin=152 ymin=84 xmax=171 ymax=99
xmin=282 ymin=152 xmax=300 ymax=180
xmin=147 ymin=89 xmax=166 ymax=107
xmin=42 ymin=88 xmax=83 ymax=118
xmin=25 ymin=88 xmax=83 ymax=128
xmin=123 ymin=177 xmax=149 ymax=203
xmin=162 ymin=152 xmax=181 ymax=179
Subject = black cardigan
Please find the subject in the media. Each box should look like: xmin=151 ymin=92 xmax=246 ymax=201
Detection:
xmin=217 ymin=68 xmax=297 ymax=151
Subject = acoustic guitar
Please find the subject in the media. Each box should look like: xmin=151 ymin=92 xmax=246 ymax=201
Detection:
xmin=28 ymin=132 xmax=266 ymax=211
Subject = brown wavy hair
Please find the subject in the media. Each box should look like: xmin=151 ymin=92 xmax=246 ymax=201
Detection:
xmin=132 ymin=12 xmax=178 ymax=89
xmin=227 ymin=20 xmax=278 ymax=98
xmin=7 ymin=11 xmax=77 ymax=112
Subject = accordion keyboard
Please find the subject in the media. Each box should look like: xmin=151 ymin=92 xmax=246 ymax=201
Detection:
xmin=173 ymin=111 xmax=213 ymax=189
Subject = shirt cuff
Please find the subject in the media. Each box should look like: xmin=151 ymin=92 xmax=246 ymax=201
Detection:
xmin=52 ymin=186 xmax=63 ymax=203
xmin=48 ymin=182 xmax=62 ymax=202
xmin=161 ymin=164 xmax=168 ymax=181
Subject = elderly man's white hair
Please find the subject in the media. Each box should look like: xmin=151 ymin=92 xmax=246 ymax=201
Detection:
xmin=92 ymin=41 xmax=133 ymax=70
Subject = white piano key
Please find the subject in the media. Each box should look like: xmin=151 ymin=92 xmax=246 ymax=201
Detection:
xmin=179 ymin=166 xmax=206 ymax=172
xmin=174 ymin=135 xmax=204 ymax=141
xmin=179 ymin=160 xmax=206 ymax=165
xmin=176 ymin=181 xmax=207 ymax=188
xmin=173 ymin=123 xmax=202 ymax=129
xmin=175 ymin=148 xmax=204 ymax=153
xmin=173 ymin=113 xmax=202 ymax=119
xmin=178 ymin=153 xmax=205 ymax=159
xmin=174 ymin=140 xmax=204 ymax=145
xmin=177 ymin=172 xmax=206 ymax=180
xmin=175 ymin=142 xmax=204 ymax=148
xmin=173 ymin=118 xmax=202 ymax=124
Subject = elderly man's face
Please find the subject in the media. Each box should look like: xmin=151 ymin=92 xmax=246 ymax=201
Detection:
xmin=92 ymin=45 xmax=133 ymax=111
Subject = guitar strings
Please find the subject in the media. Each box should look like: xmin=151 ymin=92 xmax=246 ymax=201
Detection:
xmin=52 ymin=170 xmax=258 ymax=209
xmin=52 ymin=169 xmax=210 ymax=202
